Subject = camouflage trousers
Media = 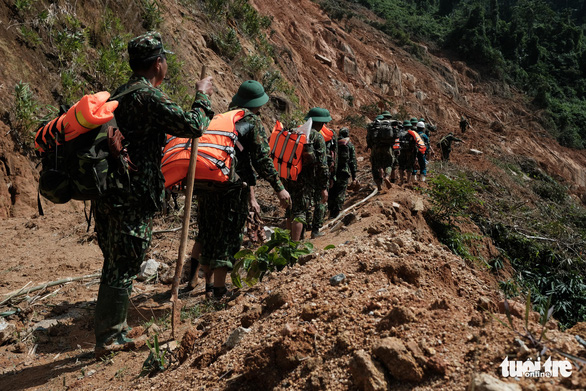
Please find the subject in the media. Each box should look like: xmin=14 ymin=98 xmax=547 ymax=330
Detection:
xmin=284 ymin=179 xmax=312 ymax=222
xmin=370 ymin=145 xmax=395 ymax=184
xmin=196 ymin=187 xmax=249 ymax=270
xmin=309 ymin=187 xmax=328 ymax=233
xmin=94 ymin=199 xmax=154 ymax=289
xmin=328 ymin=175 xmax=349 ymax=218
xmin=398 ymin=150 xmax=417 ymax=171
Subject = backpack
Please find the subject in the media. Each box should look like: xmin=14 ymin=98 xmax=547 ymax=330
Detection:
xmin=35 ymin=87 xmax=141 ymax=207
xmin=161 ymin=109 xmax=246 ymax=192
xmin=268 ymin=120 xmax=307 ymax=181
xmin=399 ymin=130 xmax=426 ymax=154
xmin=368 ymin=120 xmax=396 ymax=145
xmin=337 ymin=138 xmax=350 ymax=162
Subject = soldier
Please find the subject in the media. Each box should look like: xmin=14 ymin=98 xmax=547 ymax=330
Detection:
xmin=285 ymin=107 xmax=329 ymax=240
xmin=194 ymin=80 xmax=291 ymax=299
xmin=366 ymin=112 xmax=397 ymax=191
xmin=397 ymin=120 xmax=419 ymax=184
xmin=460 ymin=115 xmax=469 ymax=134
xmin=328 ymin=127 xmax=358 ymax=218
xmin=309 ymin=114 xmax=337 ymax=239
xmin=412 ymin=121 xmax=433 ymax=182
xmin=438 ymin=132 xmax=464 ymax=161
xmin=93 ymin=32 xmax=214 ymax=358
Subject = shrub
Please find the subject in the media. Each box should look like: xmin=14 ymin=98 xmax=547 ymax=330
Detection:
xmin=425 ymin=173 xmax=478 ymax=225
xmin=142 ymin=0 xmax=163 ymax=30
xmin=211 ymin=28 xmax=241 ymax=60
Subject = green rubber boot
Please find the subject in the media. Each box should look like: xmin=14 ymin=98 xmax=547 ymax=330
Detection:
xmin=94 ymin=284 xmax=144 ymax=358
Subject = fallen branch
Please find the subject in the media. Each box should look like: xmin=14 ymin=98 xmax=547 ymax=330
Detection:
xmin=153 ymin=222 xmax=196 ymax=234
xmin=323 ymin=188 xmax=378 ymax=231
xmin=514 ymin=229 xmax=557 ymax=242
xmin=0 ymin=273 xmax=101 ymax=306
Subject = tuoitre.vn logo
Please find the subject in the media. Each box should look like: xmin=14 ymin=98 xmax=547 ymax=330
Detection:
xmin=500 ymin=356 xmax=573 ymax=378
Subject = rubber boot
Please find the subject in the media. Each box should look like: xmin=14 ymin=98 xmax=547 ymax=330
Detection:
xmin=187 ymin=257 xmax=199 ymax=291
xmin=94 ymin=284 xmax=144 ymax=358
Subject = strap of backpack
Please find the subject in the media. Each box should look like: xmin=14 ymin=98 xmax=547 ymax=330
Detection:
xmin=84 ymin=201 xmax=94 ymax=232
xmin=108 ymin=83 xmax=145 ymax=102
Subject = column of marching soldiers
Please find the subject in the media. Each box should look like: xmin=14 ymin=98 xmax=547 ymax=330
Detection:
xmin=32 ymin=32 xmax=466 ymax=357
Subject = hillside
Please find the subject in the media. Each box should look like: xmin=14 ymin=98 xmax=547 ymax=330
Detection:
xmin=0 ymin=0 xmax=585 ymax=390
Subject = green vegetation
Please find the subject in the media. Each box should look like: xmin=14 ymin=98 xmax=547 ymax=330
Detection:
xmin=317 ymin=0 xmax=586 ymax=148
xmin=141 ymin=334 xmax=167 ymax=376
xmin=231 ymin=228 xmax=313 ymax=288
xmin=427 ymin=159 xmax=586 ymax=328
xmin=141 ymin=0 xmax=164 ymax=30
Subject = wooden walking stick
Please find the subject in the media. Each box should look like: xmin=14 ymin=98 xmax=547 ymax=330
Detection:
xmin=171 ymin=65 xmax=207 ymax=339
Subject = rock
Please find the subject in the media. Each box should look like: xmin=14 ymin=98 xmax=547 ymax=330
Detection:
xmin=342 ymin=212 xmax=357 ymax=225
xmin=349 ymin=350 xmax=388 ymax=391
xmin=468 ymin=373 xmax=522 ymax=391
xmin=146 ymin=323 xmax=160 ymax=336
xmin=315 ymin=53 xmax=332 ymax=66
xmin=241 ymin=304 xmax=262 ymax=328
xmin=330 ymin=273 xmax=346 ymax=286
xmin=367 ymin=225 xmax=383 ymax=235
xmin=137 ymin=259 xmax=159 ymax=281
xmin=430 ymin=298 xmax=450 ymax=310
xmin=373 ymin=337 xmax=424 ymax=383
xmin=411 ymin=197 xmax=425 ymax=212
xmin=497 ymin=300 xmax=525 ymax=319
xmin=392 ymin=202 xmax=401 ymax=210
xmin=281 ymin=323 xmax=298 ymax=337
xmin=264 ymin=226 xmax=275 ymax=239
xmin=225 ymin=327 xmax=251 ymax=349
xmin=378 ymin=306 xmax=417 ymax=330
xmin=427 ymin=355 xmax=449 ymax=375
xmin=177 ymin=327 xmax=201 ymax=363
xmin=476 ymin=296 xmax=496 ymax=312
xmin=301 ymin=304 xmax=320 ymax=321
xmin=265 ymin=289 xmax=290 ymax=312
xmin=0 ymin=318 xmax=16 ymax=345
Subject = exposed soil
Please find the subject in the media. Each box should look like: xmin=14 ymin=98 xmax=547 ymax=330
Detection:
xmin=0 ymin=0 xmax=585 ymax=390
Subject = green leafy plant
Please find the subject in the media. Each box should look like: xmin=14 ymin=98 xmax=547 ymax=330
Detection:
xmin=14 ymin=0 xmax=36 ymax=12
xmin=231 ymin=228 xmax=313 ymax=288
xmin=425 ymin=173 xmax=478 ymax=224
xmin=141 ymin=334 xmax=167 ymax=376
xmin=141 ymin=0 xmax=163 ymax=30
xmin=19 ymin=26 xmax=42 ymax=48
xmin=211 ymin=27 xmax=241 ymax=60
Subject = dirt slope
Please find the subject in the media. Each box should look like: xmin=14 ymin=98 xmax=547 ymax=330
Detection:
xmin=0 ymin=0 xmax=585 ymax=390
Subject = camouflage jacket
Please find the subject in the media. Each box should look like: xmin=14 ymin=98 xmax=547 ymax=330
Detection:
xmin=438 ymin=134 xmax=462 ymax=149
xmin=300 ymin=129 xmax=329 ymax=191
xmin=336 ymin=137 xmax=357 ymax=180
xmin=229 ymin=107 xmax=284 ymax=193
xmin=112 ymin=75 xmax=213 ymax=211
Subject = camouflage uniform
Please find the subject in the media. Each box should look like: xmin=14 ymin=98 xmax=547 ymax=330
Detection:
xmin=196 ymin=109 xmax=284 ymax=270
xmin=328 ymin=133 xmax=357 ymax=218
xmin=285 ymin=129 xmax=328 ymax=224
xmin=367 ymin=119 xmax=396 ymax=186
xmin=398 ymin=130 xmax=418 ymax=172
xmin=95 ymin=75 xmax=212 ymax=289
xmin=438 ymin=133 xmax=463 ymax=161
xmin=310 ymin=127 xmax=337 ymax=232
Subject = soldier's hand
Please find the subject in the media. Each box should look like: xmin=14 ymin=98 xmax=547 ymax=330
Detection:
xmin=276 ymin=189 xmax=291 ymax=209
xmin=321 ymin=189 xmax=328 ymax=204
xmin=196 ymin=76 xmax=213 ymax=96
xmin=250 ymin=198 xmax=261 ymax=215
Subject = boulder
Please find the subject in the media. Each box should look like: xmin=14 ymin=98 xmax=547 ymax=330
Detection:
xmin=373 ymin=337 xmax=424 ymax=383
xmin=349 ymin=350 xmax=388 ymax=391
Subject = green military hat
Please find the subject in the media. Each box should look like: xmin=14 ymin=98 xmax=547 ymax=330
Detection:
xmin=128 ymin=31 xmax=173 ymax=62
xmin=410 ymin=117 xmax=418 ymax=125
xmin=380 ymin=111 xmax=393 ymax=119
xmin=305 ymin=107 xmax=332 ymax=122
xmin=403 ymin=120 xmax=412 ymax=128
xmin=419 ymin=118 xmax=425 ymax=122
xmin=230 ymin=80 xmax=269 ymax=108
xmin=339 ymin=127 xmax=349 ymax=137
xmin=375 ymin=115 xmax=384 ymax=120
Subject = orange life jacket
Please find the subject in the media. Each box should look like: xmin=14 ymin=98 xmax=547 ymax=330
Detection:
xmin=35 ymin=91 xmax=119 ymax=152
xmin=269 ymin=120 xmax=306 ymax=181
xmin=161 ymin=109 xmax=245 ymax=189
xmin=408 ymin=130 xmax=427 ymax=154
xmin=320 ymin=125 xmax=334 ymax=142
